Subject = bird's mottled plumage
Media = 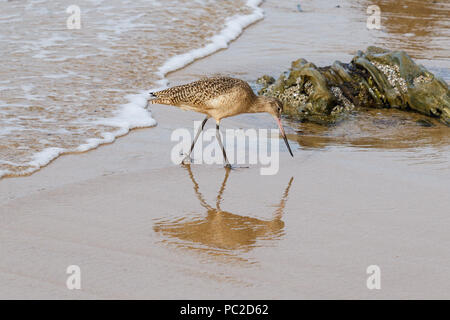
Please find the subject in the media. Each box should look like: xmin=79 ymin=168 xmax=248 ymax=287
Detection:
xmin=149 ymin=77 xmax=258 ymax=121
xmin=148 ymin=76 xmax=294 ymax=162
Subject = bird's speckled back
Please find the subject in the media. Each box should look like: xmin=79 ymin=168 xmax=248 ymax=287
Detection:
xmin=149 ymin=77 xmax=255 ymax=108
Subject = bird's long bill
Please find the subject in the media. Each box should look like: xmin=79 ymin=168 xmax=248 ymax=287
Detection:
xmin=275 ymin=117 xmax=294 ymax=157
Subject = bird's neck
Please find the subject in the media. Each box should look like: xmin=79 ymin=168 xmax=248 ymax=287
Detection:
xmin=248 ymin=96 xmax=269 ymax=114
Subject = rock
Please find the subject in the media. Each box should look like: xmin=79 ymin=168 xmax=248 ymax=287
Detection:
xmin=416 ymin=119 xmax=435 ymax=127
xmin=256 ymin=75 xmax=275 ymax=87
xmin=258 ymin=46 xmax=450 ymax=125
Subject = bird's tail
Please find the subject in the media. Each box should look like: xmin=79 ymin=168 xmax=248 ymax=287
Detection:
xmin=145 ymin=92 xmax=160 ymax=109
xmin=146 ymin=90 xmax=174 ymax=107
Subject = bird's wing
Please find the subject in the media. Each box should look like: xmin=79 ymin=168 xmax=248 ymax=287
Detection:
xmin=149 ymin=77 xmax=250 ymax=107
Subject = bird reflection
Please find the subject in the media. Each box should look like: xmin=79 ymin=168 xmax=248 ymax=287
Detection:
xmin=153 ymin=165 xmax=294 ymax=261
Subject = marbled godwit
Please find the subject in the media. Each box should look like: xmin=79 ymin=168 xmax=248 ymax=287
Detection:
xmin=148 ymin=76 xmax=293 ymax=167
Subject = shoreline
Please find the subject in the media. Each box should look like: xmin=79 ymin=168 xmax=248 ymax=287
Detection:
xmin=2 ymin=0 xmax=448 ymax=181
xmin=0 ymin=0 xmax=264 ymax=180
xmin=1 ymin=0 xmax=449 ymax=299
xmin=156 ymin=0 xmax=264 ymax=86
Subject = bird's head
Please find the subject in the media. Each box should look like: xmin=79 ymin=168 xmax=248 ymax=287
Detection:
xmin=256 ymin=96 xmax=293 ymax=157
xmin=258 ymin=96 xmax=284 ymax=118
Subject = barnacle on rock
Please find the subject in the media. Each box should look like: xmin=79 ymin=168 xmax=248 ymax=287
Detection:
xmin=371 ymin=61 xmax=407 ymax=96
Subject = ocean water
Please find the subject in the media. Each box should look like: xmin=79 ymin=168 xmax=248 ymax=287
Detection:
xmin=0 ymin=0 xmax=263 ymax=178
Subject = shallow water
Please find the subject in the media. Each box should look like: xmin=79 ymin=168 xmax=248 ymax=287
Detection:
xmin=359 ymin=0 xmax=450 ymax=66
xmin=0 ymin=0 xmax=259 ymax=178
xmin=288 ymin=110 xmax=450 ymax=150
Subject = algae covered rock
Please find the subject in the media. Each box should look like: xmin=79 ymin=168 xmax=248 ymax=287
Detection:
xmin=258 ymin=46 xmax=450 ymax=125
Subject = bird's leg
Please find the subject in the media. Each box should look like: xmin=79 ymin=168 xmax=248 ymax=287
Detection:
xmin=182 ymin=116 xmax=209 ymax=164
xmin=215 ymin=122 xmax=231 ymax=169
xmin=215 ymin=167 xmax=230 ymax=211
xmin=182 ymin=163 xmax=213 ymax=211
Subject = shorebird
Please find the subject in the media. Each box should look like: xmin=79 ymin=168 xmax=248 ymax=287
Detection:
xmin=148 ymin=76 xmax=293 ymax=167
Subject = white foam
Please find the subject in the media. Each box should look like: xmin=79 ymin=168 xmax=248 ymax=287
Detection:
xmin=0 ymin=170 xmax=7 ymax=179
xmin=29 ymin=147 xmax=66 ymax=169
xmin=77 ymin=91 xmax=157 ymax=152
xmin=0 ymin=146 xmax=68 ymax=179
xmin=0 ymin=0 xmax=264 ymax=179
xmin=43 ymin=73 xmax=71 ymax=79
xmin=0 ymin=91 xmax=157 ymax=179
xmin=154 ymin=0 xmax=264 ymax=87
xmin=102 ymin=13 xmax=147 ymax=35
xmin=0 ymin=126 xmax=20 ymax=136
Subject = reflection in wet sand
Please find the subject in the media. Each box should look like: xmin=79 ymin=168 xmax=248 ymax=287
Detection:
xmin=153 ymin=166 xmax=294 ymax=263
xmin=288 ymin=109 xmax=450 ymax=150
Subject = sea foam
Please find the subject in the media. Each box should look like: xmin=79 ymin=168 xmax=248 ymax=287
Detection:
xmin=154 ymin=0 xmax=264 ymax=87
xmin=78 ymin=91 xmax=157 ymax=153
xmin=0 ymin=0 xmax=264 ymax=179
xmin=90 ymin=0 xmax=264 ymax=156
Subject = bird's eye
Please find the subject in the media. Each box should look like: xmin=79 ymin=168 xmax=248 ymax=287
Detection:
xmin=278 ymin=107 xmax=282 ymax=112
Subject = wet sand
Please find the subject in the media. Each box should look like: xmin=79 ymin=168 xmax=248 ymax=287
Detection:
xmin=1 ymin=0 xmax=450 ymax=299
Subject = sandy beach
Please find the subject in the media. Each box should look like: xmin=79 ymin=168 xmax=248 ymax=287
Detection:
xmin=1 ymin=0 xmax=449 ymax=299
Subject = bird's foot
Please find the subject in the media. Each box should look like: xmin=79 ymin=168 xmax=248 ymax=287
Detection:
xmin=181 ymin=154 xmax=194 ymax=165
xmin=223 ymin=163 xmax=249 ymax=170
